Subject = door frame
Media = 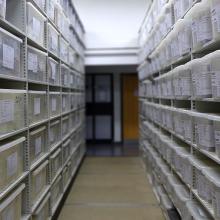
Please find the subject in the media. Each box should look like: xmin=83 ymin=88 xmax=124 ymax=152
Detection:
xmin=120 ymin=73 xmax=138 ymax=143
xmin=86 ymin=73 xmax=114 ymax=144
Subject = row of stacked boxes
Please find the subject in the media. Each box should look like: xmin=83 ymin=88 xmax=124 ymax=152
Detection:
xmin=0 ymin=0 xmax=85 ymax=219
xmin=139 ymin=0 xmax=220 ymax=80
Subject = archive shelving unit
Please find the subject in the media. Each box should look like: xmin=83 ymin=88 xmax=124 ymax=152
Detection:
xmin=0 ymin=0 xmax=86 ymax=219
xmin=139 ymin=0 xmax=220 ymax=219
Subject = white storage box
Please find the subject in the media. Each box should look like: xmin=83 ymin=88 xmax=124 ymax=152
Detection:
xmin=180 ymin=63 xmax=192 ymax=98
xmin=190 ymin=0 xmax=213 ymax=52
xmin=210 ymin=50 xmax=220 ymax=98
xmin=166 ymin=174 xmax=182 ymax=196
xmin=48 ymin=23 xmax=59 ymax=56
xmin=56 ymin=4 xmax=63 ymax=31
xmin=51 ymin=175 xmax=62 ymax=213
xmin=0 ymin=137 xmax=25 ymax=193
xmin=178 ymin=18 xmax=192 ymax=56
xmin=30 ymin=160 xmax=49 ymax=207
xmin=32 ymin=193 xmax=50 ymax=220
xmin=184 ymin=201 xmax=212 ymax=220
xmin=60 ymin=37 xmax=68 ymax=63
xmin=202 ymin=167 xmax=220 ymax=219
xmin=28 ymin=91 xmax=47 ymax=125
xmin=172 ymin=185 xmax=190 ymax=215
xmin=174 ymin=0 xmax=182 ymax=22
xmin=27 ymin=2 xmax=46 ymax=46
xmin=0 ymin=184 xmax=25 ymax=220
xmin=49 ymin=119 xmax=61 ymax=148
xmin=195 ymin=114 xmax=215 ymax=151
xmin=70 ymin=132 xmax=77 ymax=153
xmin=48 ymin=57 xmax=59 ymax=85
xmin=213 ymin=119 xmax=220 ymax=157
xmin=70 ymin=71 xmax=75 ymax=88
xmin=69 ymin=47 xmax=76 ymax=68
xmin=191 ymin=55 xmax=212 ymax=98
xmin=176 ymin=148 xmax=192 ymax=186
xmin=173 ymin=110 xmax=183 ymax=136
xmin=62 ymin=93 xmax=70 ymax=113
xmin=0 ymin=89 xmax=26 ymax=137
xmin=50 ymin=148 xmax=62 ymax=181
xmin=70 ymin=151 xmax=77 ymax=174
xmin=211 ymin=0 xmax=220 ymax=42
xmin=27 ymin=46 xmax=47 ymax=83
xmin=159 ymin=162 xmax=171 ymax=187
xmin=50 ymin=92 xmax=61 ymax=117
xmin=189 ymin=155 xmax=216 ymax=202
xmin=56 ymin=5 xmax=69 ymax=35
xmin=61 ymin=64 xmax=69 ymax=87
xmin=63 ymin=139 xmax=71 ymax=162
xmin=0 ymin=0 xmax=6 ymax=19
xmin=183 ymin=0 xmax=193 ymax=14
xmin=47 ymin=0 xmax=55 ymax=22
xmin=70 ymin=93 xmax=76 ymax=110
xmin=62 ymin=116 xmax=69 ymax=138
xmin=0 ymin=27 xmax=23 ymax=79
xmin=70 ymin=111 xmax=77 ymax=129
xmin=33 ymin=0 xmax=45 ymax=11
xmin=30 ymin=126 xmax=47 ymax=165
xmin=173 ymin=67 xmax=181 ymax=98
xmin=182 ymin=111 xmax=193 ymax=143
xmin=63 ymin=162 xmax=71 ymax=189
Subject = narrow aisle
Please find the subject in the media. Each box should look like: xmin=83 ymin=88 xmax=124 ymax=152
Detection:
xmin=58 ymin=157 xmax=165 ymax=220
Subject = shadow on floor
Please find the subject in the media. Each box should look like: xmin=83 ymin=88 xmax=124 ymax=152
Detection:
xmin=86 ymin=142 xmax=139 ymax=157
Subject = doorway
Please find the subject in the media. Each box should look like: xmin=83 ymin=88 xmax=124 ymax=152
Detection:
xmin=86 ymin=74 xmax=114 ymax=144
xmin=121 ymin=74 xmax=139 ymax=143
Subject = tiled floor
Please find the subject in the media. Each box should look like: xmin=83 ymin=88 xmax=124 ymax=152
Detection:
xmin=58 ymin=157 xmax=165 ymax=220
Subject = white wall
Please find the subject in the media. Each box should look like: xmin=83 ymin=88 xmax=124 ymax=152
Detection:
xmin=74 ymin=0 xmax=149 ymax=49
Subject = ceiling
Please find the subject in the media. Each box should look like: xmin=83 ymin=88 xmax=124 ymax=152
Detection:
xmin=74 ymin=0 xmax=150 ymax=49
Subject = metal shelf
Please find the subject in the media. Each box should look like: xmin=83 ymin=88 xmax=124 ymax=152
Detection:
xmin=0 ymin=18 xmax=25 ymax=38
xmin=0 ymin=0 xmax=85 ymax=218
xmin=192 ymin=189 xmax=214 ymax=218
xmin=31 ymin=186 xmax=50 ymax=213
xmin=140 ymin=0 xmax=200 ymax=65
xmin=141 ymin=119 xmax=216 ymax=219
xmin=0 ymin=172 xmax=29 ymax=201
xmin=0 ymin=127 xmax=28 ymax=141
xmin=30 ymin=152 xmax=50 ymax=172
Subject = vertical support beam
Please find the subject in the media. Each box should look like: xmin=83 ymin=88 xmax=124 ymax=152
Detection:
xmin=113 ymin=72 xmax=122 ymax=142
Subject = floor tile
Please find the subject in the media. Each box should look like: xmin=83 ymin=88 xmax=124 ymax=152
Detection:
xmin=57 ymin=156 xmax=165 ymax=220
xmin=58 ymin=205 xmax=165 ymax=220
xmin=65 ymin=185 xmax=158 ymax=205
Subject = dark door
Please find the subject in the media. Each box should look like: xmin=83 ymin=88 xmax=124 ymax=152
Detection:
xmin=86 ymin=74 xmax=114 ymax=143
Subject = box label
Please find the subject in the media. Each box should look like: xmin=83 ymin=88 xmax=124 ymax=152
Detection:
xmin=35 ymin=136 xmax=42 ymax=156
xmin=32 ymin=17 xmax=41 ymax=39
xmin=52 ymin=97 xmax=57 ymax=112
xmin=7 ymin=152 xmax=18 ymax=177
xmin=34 ymin=97 xmax=41 ymax=115
xmin=28 ymin=52 xmax=38 ymax=73
xmin=198 ymin=15 xmax=212 ymax=42
xmin=3 ymin=44 xmax=15 ymax=70
xmin=62 ymin=97 xmax=66 ymax=109
xmin=35 ymin=172 xmax=43 ymax=194
xmin=50 ymin=62 xmax=56 ymax=80
xmin=212 ymin=4 xmax=220 ymax=33
xmin=50 ymin=130 xmax=55 ymax=142
xmin=70 ymin=75 xmax=74 ymax=84
xmin=51 ymin=34 xmax=57 ymax=50
xmin=0 ymin=100 xmax=14 ymax=124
